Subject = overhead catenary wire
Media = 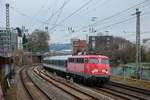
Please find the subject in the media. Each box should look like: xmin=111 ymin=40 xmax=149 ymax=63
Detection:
xmin=63 ymin=0 xmax=149 ymax=34
xmin=10 ymin=6 xmax=48 ymax=24
xmin=50 ymin=0 xmax=150 ymax=33
xmin=96 ymin=10 xmax=150 ymax=30
xmin=48 ymin=0 xmax=107 ymax=30
xmin=28 ymin=0 xmax=49 ymax=28
xmin=61 ymin=11 xmax=150 ymax=42
xmin=50 ymin=0 xmax=95 ymax=30
xmin=46 ymin=0 xmax=58 ymax=23
xmin=65 ymin=0 xmax=111 ymax=25
xmin=49 ymin=0 xmax=71 ymax=29
xmin=46 ymin=0 xmax=71 ymax=24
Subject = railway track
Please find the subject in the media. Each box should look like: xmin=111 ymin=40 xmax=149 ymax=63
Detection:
xmin=108 ymin=81 xmax=150 ymax=95
xmin=20 ymin=67 xmax=51 ymax=100
xmin=90 ymin=81 xmax=150 ymax=100
xmin=34 ymin=67 xmax=113 ymax=100
xmin=102 ymin=81 xmax=150 ymax=100
xmin=19 ymin=68 xmax=33 ymax=100
xmin=39 ymin=65 xmax=150 ymax=100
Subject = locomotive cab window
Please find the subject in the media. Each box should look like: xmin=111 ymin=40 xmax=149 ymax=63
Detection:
xmin=84 ymin=58 xmax=88 ymax=63
xmin=101 ymin=59 xmax=109 ymax=65
xmin=89 ymin=58 xmax=99 ymax=64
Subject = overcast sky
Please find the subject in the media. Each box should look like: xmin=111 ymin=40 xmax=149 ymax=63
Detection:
xmin=0 ymin=0 xmax=150 ymax=43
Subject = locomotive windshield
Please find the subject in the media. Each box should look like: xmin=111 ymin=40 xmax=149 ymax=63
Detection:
xmin=101 ymin=59 xmax=109 ymax=65
xmin=89 ymin=58 xmax=99 ymax=64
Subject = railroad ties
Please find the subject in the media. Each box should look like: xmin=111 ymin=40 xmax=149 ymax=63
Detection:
xmin=19 ymin=65 xmax=150 ymax=100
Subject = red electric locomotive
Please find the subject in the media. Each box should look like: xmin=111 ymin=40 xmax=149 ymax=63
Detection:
xmin=67 ymin=55 xmax=111 ymax=84
xmin=43 ymin=55 xmax=111 ymax=85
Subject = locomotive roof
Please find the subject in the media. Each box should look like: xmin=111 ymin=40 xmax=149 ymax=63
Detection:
xmin=68 ymin=55 xmax=109 ymax=59
xmin=43 ymin=55 xmax=109 ymax=61
xmin=43 ymin=55 xmax=72 ymax=60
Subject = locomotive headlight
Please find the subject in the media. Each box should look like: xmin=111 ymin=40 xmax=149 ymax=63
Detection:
xmin=92 ymin=69 xmax=98 ymax=73
xmin=102 ymin=69 xmax=108 ymax=74
xmin=92 ymin=70 xmax=95 ymax=73
xmin=106 ymin=71 xmax=108 ymax=74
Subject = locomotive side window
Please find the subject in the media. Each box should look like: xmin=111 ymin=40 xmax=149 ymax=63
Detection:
xmin=69 ymin=58 xmax=84 ymax=63
xmin=84 ymin=58 xmax=88 ymax=63
xmin=74 ymin=58 xmax=77 ymax=63
xmin=77 ymin=58 xmax=84 ymax=63
xmin=77 ymin=58 xmax=80 ymax=63
xmin=81 ymin=58 xmax=84 ymax=63
xmin=68 ymin=58 xmax=71 ymax=62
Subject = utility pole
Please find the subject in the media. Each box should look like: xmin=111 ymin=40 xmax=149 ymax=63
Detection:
xmin=6 ymin=3 xmax=10 ymax=56
xmin=133 ymin=8 xmax=141 ymax=79
xmin=6 ymin=3 xmax=10 ymax=32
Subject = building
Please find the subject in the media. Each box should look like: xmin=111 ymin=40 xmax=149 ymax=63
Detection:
xmin=88 ymin=35 xmax=132 ymax=55
xmin=71 ymin=39 xmax=87 ymax=55
xmin=0 ymin=27 xmax=18 ymax=57
xmin=88 ymin=35 xmax=113 ymax=54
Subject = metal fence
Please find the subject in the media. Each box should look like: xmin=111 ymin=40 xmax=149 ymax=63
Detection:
xmin=110 ymin=63 xmax=150 ymax=80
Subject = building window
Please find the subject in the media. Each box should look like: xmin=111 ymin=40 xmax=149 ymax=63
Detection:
xmin=92 ymin=41 xmax=95 ymax=48
xmin=92 ymin=36 xmax=95 ymax=41
xmin=107 ymin=41 xmax=110 ymax=45
xmin=107 ymin=38 xmax=110 ymax=41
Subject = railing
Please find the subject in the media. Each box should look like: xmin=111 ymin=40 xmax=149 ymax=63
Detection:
xmin=110 ymin=63 xmax=150 ymax=80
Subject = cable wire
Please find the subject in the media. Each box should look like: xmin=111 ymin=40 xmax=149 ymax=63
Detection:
xmin=50 ymin=0 xmax=94 ymax=30
xmin=74 ymin=0 xmax=150 ymax=33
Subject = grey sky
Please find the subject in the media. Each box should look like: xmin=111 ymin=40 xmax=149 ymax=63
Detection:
xmin=0 ymin=0 xmax=150 ymax=43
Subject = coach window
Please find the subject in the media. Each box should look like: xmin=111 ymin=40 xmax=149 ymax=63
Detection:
xmin=69 ymin=58 xmax=72 ymax=62
xmin=55 ymin=60 xmax=57 ymax=65
xmin=70 ymin=58 xmax=72 ymax=62
xmin=65 ymin=61 xmax=67 ymax=66
xmin=51 ymin=60 xmax=53 ymax=65
xmin=68 ymin=58 xmax=70 ymax=62
xmin=61 ymin=61 xmax=63 ymax=66
xmin=58 ymin=60 xmax=60 ymax=66
xmin=53 ymin=60 xmax=54 ymax=65
xmin=53 ymin=60 xmax=55 ymax=65
xmin=54 ymin=60 xmax=56 ymax=65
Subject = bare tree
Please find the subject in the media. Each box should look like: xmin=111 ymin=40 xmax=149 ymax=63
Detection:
xmin=28 ymin=29 xmax=49 ymax=53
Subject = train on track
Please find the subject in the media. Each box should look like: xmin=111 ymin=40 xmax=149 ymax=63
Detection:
xmin=43 ymin=55 xmax=111 ymax=85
